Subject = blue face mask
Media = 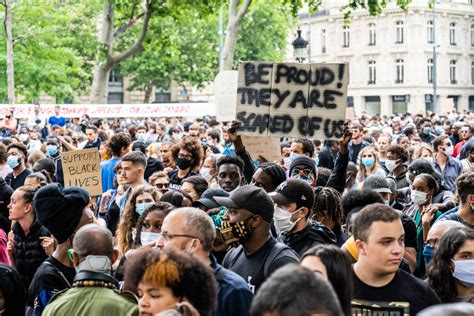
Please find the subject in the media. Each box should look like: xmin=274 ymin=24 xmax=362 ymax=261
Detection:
xmin=423 ymin=244 xmax=436 ymax=266
xmin=135 ymin=202 xmax=154 ymax=216
xmin=361 ymin=157 xmax=375 ymax=168
xmin=46 ymin=145 xmax=58 ymax=156
xmin=452 ymin=259 xmax=474 ymax=288
xmin=7 ymin=156 xmax=20 ymax=169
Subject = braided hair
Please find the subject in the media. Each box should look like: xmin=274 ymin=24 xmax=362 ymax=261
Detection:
xmin=312 ymin=186 xmax=344 ymax=225
xmin=259 ymin=163 xmax=286 ymax=191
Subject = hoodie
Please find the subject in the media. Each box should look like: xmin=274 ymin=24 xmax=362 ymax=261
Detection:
xmin=278 ymin=221 xmax=337 ymax=256
xmin=145 ymin=157 xmax=164 ymax=181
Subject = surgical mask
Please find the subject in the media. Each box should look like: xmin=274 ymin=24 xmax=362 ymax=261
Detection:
xmin=137 ymin=134 xmax=146 ymax=142
xmin=289 ymin=152 xmax=302 ymax=163
xmin=283 ymin=157 xmax=291 ymax=169
xmin=383 ymin=199 xmax=390 ymax=205
xmin=361 ymin=157 xmax=375 ymax=168
xmin=423 ymin=244 xmax=435 ymax=266
xmin=7 ymin=156 xmax=20 ymax=169
xmin=75 ymin=255 xmax=112 ymax=275
xmin=173 ymin=133 xmax=182 ymax=141
xmin=140 ymin=231 xmax=161 ymax=245
xmin=28 ymin=140 xmax=42 ymax=151
xmin=422 ymin=157 xmax=434 ymax=165
xmin=443 ymin=145 xmax=454 ymax=157
xmin=200 ymin=167 xmax=212 ymax=182
xmin=273 ymin=206 xmax=303 ymax=233
xmin=313 ymin=157 xmax=319 ymax=167
xmin=411 ymin=190 xmax=428 ymax=206
xmin=452 ymin=259 xmax=474 ymax=287
xmin=46 ymin=144 xmax=58 ymax=156
xmin=135 ymin=202 xmax=154 ymax=215
xmin=385 ymin=159 xmax=400 ymax=173
xmin=176 ymin=157 xmax=192 ymax=170
xmin=220 ymin=216 xmax=254 ymax=248
xmin=422 ymin=127 xmax=431 ymax=135
xmin=19 ymin=133 xmax=29 ymax=142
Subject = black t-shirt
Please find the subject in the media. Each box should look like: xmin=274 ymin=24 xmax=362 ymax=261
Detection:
xmin=168 ymin=169 xmax=199 ymax=190
xmin=352 ymin=268 xmax=441 ymax=316
xmin=401 ymin=213 xmax=418 ymax=251
xmin=5 ymin=168 xmax=32 ymax=190
xmin=222 ymin=238 xmax=299 ymax=293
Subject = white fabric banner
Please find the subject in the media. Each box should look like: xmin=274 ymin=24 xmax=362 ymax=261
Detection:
xmin=0 ymin=103 xmax=216 ymax=119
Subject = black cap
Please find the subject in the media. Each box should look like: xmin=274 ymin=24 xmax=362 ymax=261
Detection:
xmin=214 ymin=185 xmax=274 ymax=223
xmin=363 ymin=175 xmax=392 ymax=194
xmin=192 ymin=188 xmax=229 ymax=209
xmin=269 ymin=178 xmax=315 ymax=210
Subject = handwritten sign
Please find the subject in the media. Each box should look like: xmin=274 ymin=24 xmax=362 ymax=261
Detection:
xmin=61 ymin=148 xmax=102 ymax=196
xmin=235 ymin=62 xmax=349 ymax=139
xmin=241 ymin=135 xmax=281 ymax=163
xmin=0 ymin=102 xmax=216 ymax=119
xmin=214 ymin=70 xmax=238 ymax=122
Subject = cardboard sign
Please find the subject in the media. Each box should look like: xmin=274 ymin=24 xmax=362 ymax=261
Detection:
xmin=61 ymin=148 xmax=102 ymax=196
xmin=235 ymin=62 xmax=349 ymax=140
xmin=241 ymin=135 xmax=281 ymax=163
xmin=214 ymin=70 xmax=238 ymax=122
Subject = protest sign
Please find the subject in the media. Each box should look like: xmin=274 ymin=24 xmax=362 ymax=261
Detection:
xmin=235 ymin=62 xmax=349 ymax=140
xmin=0 ymin=102 xmax=215 ymax=119
xmin=241 ymin=135 xmax=281 ymax=163
xmin=214 ymin=70 xmax=238 ymax=122
xmin=61 ymin=148 xmax=102 ymax=196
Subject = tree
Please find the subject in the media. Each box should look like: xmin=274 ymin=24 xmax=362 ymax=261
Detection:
xmin=220 ymin=0 xmax=413 ymax=70
xmin=1 ymin=0 xmax=14 ymax=104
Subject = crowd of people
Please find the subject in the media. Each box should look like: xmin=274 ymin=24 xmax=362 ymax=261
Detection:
xmin=0 ymin=104 xmax=473 ymax=315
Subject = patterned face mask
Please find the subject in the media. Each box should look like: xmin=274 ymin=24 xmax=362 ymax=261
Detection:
xmin=219 ymin=216 xmax=254 ymax=248
xmin=290 ymin=168 xmax=315 ymax=187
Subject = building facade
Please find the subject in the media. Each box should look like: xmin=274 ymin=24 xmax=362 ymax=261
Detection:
xmin=297 ymin=0 xmax=474 ymax=116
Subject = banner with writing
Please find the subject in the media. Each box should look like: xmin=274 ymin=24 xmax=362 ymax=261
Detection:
xmin=241 ymin=135 xmax=281 ymax=163
xmin=0 ymin=102 xmax=215 ymax=119
xmin=235 ymin=62 xmax=349 ymax=139
xmin=61 ymin=148 xmax=102 ymax=196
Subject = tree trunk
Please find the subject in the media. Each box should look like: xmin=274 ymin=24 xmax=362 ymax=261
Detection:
xmin=4 ymin=0 xmax=15 ymax=105
xmin=90 ymin=66 xmax=112 ymax=104
xmin=143 ymin=82 xmax=153 ymax=103
xmin=221 ymin=0 xmax=252 ymax=71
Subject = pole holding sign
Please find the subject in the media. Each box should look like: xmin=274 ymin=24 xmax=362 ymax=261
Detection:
xmin=235 ymin=62 xmax=349 ymax=140
xmin=61 ymin=148 xmax=102 ymax=196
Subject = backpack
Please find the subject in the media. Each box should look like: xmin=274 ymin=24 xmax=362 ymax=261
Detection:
xmin=222 ymin=242 xmax=291 ymax=278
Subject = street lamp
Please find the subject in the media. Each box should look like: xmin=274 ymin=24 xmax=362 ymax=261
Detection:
xmin=292 ymin=28 xmax=308 ymax=63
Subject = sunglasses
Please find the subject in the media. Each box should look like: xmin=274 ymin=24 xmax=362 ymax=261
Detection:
xmin=155 ymin=183 xmax=169 ymax=189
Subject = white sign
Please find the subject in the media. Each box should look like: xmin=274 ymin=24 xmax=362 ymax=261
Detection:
xmin=213 ymin=70 xmax=238 ymax=122
xmin=0 ymin=103 xmax=216 ymax=119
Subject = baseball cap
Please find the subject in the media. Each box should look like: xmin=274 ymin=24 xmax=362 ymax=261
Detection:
xmin=214 ymin=185 xmax=274 ymax=223
xmin=269 ymin=179 xmax=315 ymax=210
xmin=192 ymin=188 xmax=229 ymax=209
xmin=363 ymin=175 xmax=392 ymax=194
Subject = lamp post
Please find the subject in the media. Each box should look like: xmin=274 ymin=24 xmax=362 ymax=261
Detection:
xmin=292 ymin=28 xmax=308 ymax=63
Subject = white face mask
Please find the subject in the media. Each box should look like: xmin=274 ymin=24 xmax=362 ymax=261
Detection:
xmin=140 ymin=231 xmax=161 ymax=245
xmin=200 ymin=167 xmax=212 ymax=182
xmin=411 ymin=190 xmax=428 ymax=206
xmin=443 ymin=145 xmax=454 ymax=157
xmin=385 ymin=159 xmax=400 ymax=173
xmin=273 ymin=206 xmax=303 ymax=233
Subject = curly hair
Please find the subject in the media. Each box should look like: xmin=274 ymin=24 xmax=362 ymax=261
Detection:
xmin=123 ymin=247 xmax=218 ymax=316
xmin=109 ymin=132 xmax=132 ymax=157
xmin=387 ymin=145 xmax=409 ymax=163
xmin=134 ymin=202 xmax=175 ymax=246
xmin=116 ymin=185 xmax=161 ymax=254
xmin=312 ymin=187 xmax=344 ymax=225
xmin=170 ymin=138 xmax=203 ymax=172
xmin=428 ymin=227 xmax=474 ymax=303
xmin=216 ymin=155 xmax=244 ymax=173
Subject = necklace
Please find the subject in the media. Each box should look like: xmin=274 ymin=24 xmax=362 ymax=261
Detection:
xmin=72 ymin=280 xmax=117 ymax=290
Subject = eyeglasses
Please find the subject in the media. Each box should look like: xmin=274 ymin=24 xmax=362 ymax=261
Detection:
xmin=425 ymin=238 xmax=439 ymax=248
xmin=155 ymin=183 xmax=169 ymax=189
xmin=178 ymin=154 xmax=193 ymax=160
xmin=160 ymin=231 xmax=199 ymax=241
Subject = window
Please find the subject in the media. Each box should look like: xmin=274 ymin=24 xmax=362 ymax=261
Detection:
xmin=471 ymin=25 xmax=474 ymax=47
xmin=395 ymin=21 xmax=404 ymax=44
xmin=108 ymin=67 xmax=123 ymax=84
xmin=427 ymin=59 xmax=433 ymax=84
xmin=343 ymin=25 xmax=350 ymax=48
xmin=368 ymin=23 xmax=376 ymax=46
xmin=450 ymin=60 xmax=457 ymax=84
xmin=395 ymin=59 xmax=404 ymax=84
xmin=155 ymin=92 xmax=171 ymax=103
xmin=107 ymin=92 xmax=124 ymax=104
xmin=427 ymin=20 xmax=434 ymax=44
xmin=368 ymin=61 xmax=376 ymax=85
xmin=321 ymin=29 xmax=326 ymax=53
xmin=449 ymin=22 xmax=456 ymax=46
xmin=472 ymin=61 xmax=474 ymax=85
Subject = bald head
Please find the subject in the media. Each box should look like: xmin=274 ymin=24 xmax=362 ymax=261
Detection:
xmin=427 ymin=220 xmax=465 ymax=242
xmin=73 ymin=224 xmax=114 ymax=259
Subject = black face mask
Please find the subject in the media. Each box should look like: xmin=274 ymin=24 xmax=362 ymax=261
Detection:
xmin=220 ymin=216 xmax=254 ymax=248
xmin=176 ymin=157 xmax=192 ymax=170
